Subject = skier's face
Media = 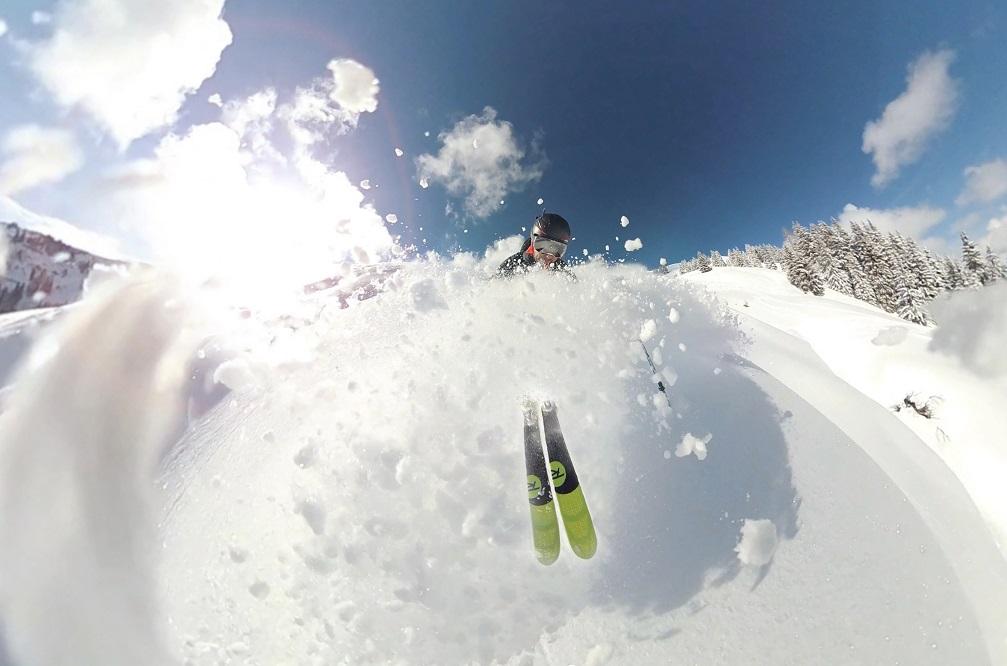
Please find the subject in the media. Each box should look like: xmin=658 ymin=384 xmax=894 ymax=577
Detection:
xmin=534 ymin=249 xmax=560 ymax=268
xmin=532 ymin=235 xmax=567 ymax=268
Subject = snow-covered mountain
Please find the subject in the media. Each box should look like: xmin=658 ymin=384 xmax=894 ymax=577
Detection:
xmin=0 ymin=256 xmax=1004 ymax=665
xmin=0 ymin=222 xmax=125 ymax=314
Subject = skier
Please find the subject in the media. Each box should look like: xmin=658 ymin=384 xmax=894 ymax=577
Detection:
xmin=498 ymin=213 xmax=575 ymax=277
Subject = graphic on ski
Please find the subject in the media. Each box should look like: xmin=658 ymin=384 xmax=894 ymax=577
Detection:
xmin=523 ymin=399 xmax=560 ymax=565
xmin=541 ymin=401 xmax=597 ymax=559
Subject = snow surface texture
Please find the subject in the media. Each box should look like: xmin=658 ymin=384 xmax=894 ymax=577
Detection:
xmin=0 ymin=259 xmax=1003 ymax=664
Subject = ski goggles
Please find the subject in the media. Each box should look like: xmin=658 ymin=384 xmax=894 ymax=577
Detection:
xmin=532 ymin=236 xmax=568 ymax=258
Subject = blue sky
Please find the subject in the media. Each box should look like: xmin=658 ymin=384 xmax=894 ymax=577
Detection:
xmin=1 ymin=0 xmax=1006 ymax=272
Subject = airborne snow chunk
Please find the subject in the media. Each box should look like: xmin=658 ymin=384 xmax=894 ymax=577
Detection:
xmin=675 ymin=432 xmax=710 ymax=460
xmin=620 ymin=215 xmax=630 ymax=227
xmin=639 ymin=319 xmax=657 ymax=342
xmin=667 ymin=307 xmax=680 ymax=323
xmin=385 ymin=213 xmax=399 ymax=224
xmin=394 ymin=148 xmax=404 ymax=157
xmin=735 ymin=519 xmax=779 ymax=566
xmin=625 ymin=238 xmax=643 ymax=252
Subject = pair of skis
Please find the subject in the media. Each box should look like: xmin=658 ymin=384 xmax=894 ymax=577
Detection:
xmin=523 ymin=399 xmax=597 ymax=565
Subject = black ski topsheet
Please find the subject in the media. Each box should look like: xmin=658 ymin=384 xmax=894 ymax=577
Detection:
xmin=523 ymin=400 xmax=560 ymax=565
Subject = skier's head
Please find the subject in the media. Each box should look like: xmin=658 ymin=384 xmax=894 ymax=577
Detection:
xmin=530 ymin=213 xmax=571 ymax=268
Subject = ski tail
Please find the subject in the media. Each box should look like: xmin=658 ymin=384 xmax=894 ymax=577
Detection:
xmin=541 ymin=401 xmax=597 ymax=559
xmin=523 ymin=399 xmax=560 ymax=565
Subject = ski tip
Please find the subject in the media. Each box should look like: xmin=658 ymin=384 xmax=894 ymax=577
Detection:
xmin=537 ymin=551 xmax=559 ymax=566
xmin=571 ymin=542 xmax=597 ymax=560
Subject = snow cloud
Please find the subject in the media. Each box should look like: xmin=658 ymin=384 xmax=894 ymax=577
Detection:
xmin=929 ymin=282 xmax=1007 ymax=378
xmin=326 ymin=59 xmax=380 ymax=114
xmin=416 ymin=107 xmax=545 ymax=219
xmin=837 ymin=203 xmax=946 ymax=239
xmin=27 ymin=0 xmax=233 ymax=149
xmin=982 ymin=213 xmax=1007 ymax=255
xmin=957 ymin=158 xmax=1007 ymax=206
xmin=0 ymin=125 xmax=83 ymax=195
xmin=94 ymin=61 xmax=394 ymax=297
xmin=862 ymin=49 xmax=958 ymax=188
xmin=281 ymin=59 xmax=380 ymax=155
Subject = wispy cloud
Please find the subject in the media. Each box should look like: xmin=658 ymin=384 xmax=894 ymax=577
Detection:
xmin=27 ymin=0 xmax=232 ymax=149
xmin=837 ymin=202 xmax=946 ymax=239
xmin=416 ymin=107 xmax=545 ymax=219
xmin=862 ymin=49 xmax=958 ymax=188
xmin=0 ymin=125 xmax=83 ymax=195
xmin=957 ymin=158 xmax=1007 ymax=206
xmin=0 ymin=18 xmax=8 ymax=38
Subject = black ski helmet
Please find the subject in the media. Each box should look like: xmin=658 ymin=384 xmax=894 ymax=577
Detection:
xmin=531 ymin=213 xmax=572 ymax=243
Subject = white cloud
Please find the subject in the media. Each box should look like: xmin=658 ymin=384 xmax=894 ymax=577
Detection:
xmin=415 ymin=107 xmax=545 ymax=219
xmin=31 ymin=11 xmax=52 ymax=25
xmin=28 ymin=0 xmax=232 ymax=149
xmin=208 ymin=93 xmax=223 ymax=107
xmin=0 ymin=125 xmax=83 ymax=195
xmin=862 ymin=49 xmax=958 ymax=188
xmin=0 ymin=18 xmax=8 ymax=37
xmin=837 ymin=203 xmax=946 ymax=239
xmin=957 ymin=158 xmax=1007 ymax=206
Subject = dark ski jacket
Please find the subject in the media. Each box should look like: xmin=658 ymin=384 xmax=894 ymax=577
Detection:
xmin=497 ymin=237 xmax=573 ymax=278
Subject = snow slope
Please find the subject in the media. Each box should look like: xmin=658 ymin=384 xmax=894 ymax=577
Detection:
xmin=681 ymin=267 xmax=1007 ymax=550
xmin=0 ymin=258 xmax=1004 ymax=665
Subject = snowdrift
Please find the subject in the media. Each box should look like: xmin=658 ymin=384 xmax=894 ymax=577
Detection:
xmin=0 ymin=258 xmax=1003 ymax=665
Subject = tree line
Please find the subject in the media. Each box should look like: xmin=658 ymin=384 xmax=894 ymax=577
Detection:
xmin=674 ymin=221 xmax=1006 ymax=325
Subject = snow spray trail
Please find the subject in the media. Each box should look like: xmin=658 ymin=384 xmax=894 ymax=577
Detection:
xmin=155 ymin=257 xmax=802 ymax=664
xmin=0 ymin=273 xmax=195 ymax=666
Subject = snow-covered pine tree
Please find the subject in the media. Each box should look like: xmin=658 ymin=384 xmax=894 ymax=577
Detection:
xmin=959 ymin=232 xmax=985 ymax=288
xmin=711 ymin=250 xmax=727 ymax=267
xmin=942 ymin=257 xmax=964 ymax=290
xmin=727 ymin=248 xmax=745 ymax=267
xmin=894 ymin=271 xmax=931 ymax=325
xmin=743 ymin=244 xmax=761 ymax=267
xmin=864 ymin=223 xmax=898 ymax=312
xmin=814 ymin=223 xmax=852 ymax=295
xmin=848 ymin=222 xmax=882 ymax=307
xmin=785 ymin=224 xmax=824 ymax=295
xmin=922 ymin=248 xmax=948 ymax=295
xmin=697 ymin=252 xmax=713 ymax=273
xmin=985 ymin=247 xmax=1007 ymax=282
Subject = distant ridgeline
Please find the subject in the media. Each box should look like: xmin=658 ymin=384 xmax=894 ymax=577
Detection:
xmin=677 ymin=221 xmax=1007 ymax=325
xmin=0 ymin=222 xmax=124 ymax=314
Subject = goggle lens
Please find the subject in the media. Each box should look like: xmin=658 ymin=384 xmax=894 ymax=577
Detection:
xmin=533 ymin=236 xmax=568 ymax=258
